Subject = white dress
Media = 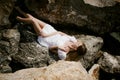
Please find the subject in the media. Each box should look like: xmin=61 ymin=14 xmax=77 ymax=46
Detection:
xmin=37 ymin=24 xmax=77 ymax=59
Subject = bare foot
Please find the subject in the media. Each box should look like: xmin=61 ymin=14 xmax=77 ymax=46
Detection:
xmin=16 ymin=16 xmax=33 ymax=24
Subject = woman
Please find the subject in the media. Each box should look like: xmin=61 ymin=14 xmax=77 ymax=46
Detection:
xmin=16 ymin=7 xmax=87 ymax=60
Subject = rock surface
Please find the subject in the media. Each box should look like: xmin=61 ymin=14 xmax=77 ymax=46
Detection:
xmin=0 ymin=1 xmax=119 ymax=80
xmin=25 ymin=0 xmax=120 ymax=34
xmin=98 ymin=52 xmax=120 ymax=73
xmin=13 ymin=27 xmax=103 ymax=69
xmin=0 ymin=61 xmax=93 ymax=80
xmin=114 ymin=0 xmax=120 ymax=2
xmin=0 ymin=29 xmax=20 ymax=73
xmin=110 ymin=32 xmax=120 ymax=42
xmin=65 ymin=34 xmax=103 ymax=69
xmin=0 ymin=23 xmax=104 ymax=72
xmin=0 ymin=0 xmax=14 ymax=26
xmin=83 ymin=0 xmax=116 ymax=7
xmin=77 ymin=35 xmax=103 ymax=69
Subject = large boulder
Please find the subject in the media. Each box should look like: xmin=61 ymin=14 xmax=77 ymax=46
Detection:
xmin=110 ymin=32 xmax=120 ymax=42
xmin=12 ymin=27 xmax=103 ymax=69
xmin=114 ymin=0 xmax=120 ymax=2
xmin=98 ymin=52 xmax=120 ymax=73
xmin=78 ymin=35 xmax=103 ymax=69
xmin=0 ymin=21 xmax=103 ymax=72
xmin=0 ymin=0 xmax=14 ymax=26
xmin=13 ymin=42 xmax=50 ymax=68
xmin=83 ymin=0 xmax=116 ymax=7
xmin=12 ymin=26 xmax=51 ymax=68
xmin=0 ymin=61 xmax=94 ymax=80
xmin=24 ymin=0 xmax=120 ymax=34
xmin=0 ymin=29 xmax=20 ymax=73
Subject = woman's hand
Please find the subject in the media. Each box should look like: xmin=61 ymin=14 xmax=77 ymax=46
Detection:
xmin=58 ymin=45 xmax=69 ymax=53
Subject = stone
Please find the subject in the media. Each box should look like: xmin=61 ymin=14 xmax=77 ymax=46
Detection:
xmin=0 ymin=0 xmax=14 ymax=26
xmin=77 ymin=35 xmax=103 ymax=69
xmin=24 ymin=0 xmax=120 ymax=34
xmin=110 ymin=32 xmax=120 ymax=42
xmin=114 ymin=0 xmax=120 ymax=2
xmin=83 ymin=0 xmax=116 ymax=7
xmin=0 ymin=29 xmax=20 ymax=73
xmin=11 ymin=27 xmax=51 ymax=68
xmin=1 ymin=29 xmax=20 ymax=55
xmin=13 ymin=42 xmax=50 ymax=68
xmin=88 ymin=64 xmax=100 ymax=80
xmin=0 ymin=61 xmax=93 ymax=80
xmin=98 ymin=52 xmax=120 ymax=73
xmin=12 ymin=29 xmax=103 ymax=70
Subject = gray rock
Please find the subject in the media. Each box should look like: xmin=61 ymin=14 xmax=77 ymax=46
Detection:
xmin=98 ymin=52 xmax=120 ymax=73
xmin=0 ymin=0 xmax=14 ymax=26
xmin=114 ymin=0 xmax=120 ymax=2
xmin=78 ymin=35 xmax=103 ymax=69
xmin=13 ymin=42 xmax=50 ymax=68
xmin=25 ymin=0 xmax=120 ymax=34
xmin=110 ymin=32 xmax=120 ymax=42
xmin=12 ymin=28 xmax=103 ymax=70
xmin=2 ymin=29 xmax=20 ymax=55
xmin=0 ymin=17 xmax=104 ymax=73
xmin=0 ymin=29 xmax=20 ymax=73
xmin=11 ymin=28 xmax=53 ymax=68
xmin=83 ymin=0 xmax=116 ymax=7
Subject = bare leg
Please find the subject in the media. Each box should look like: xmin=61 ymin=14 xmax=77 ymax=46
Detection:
xmin=17 ymin=16 xmax=43 ymax=35
xmin=15 ymin=7 xmax=47 ymax=28
xmin=31 ymin=19 xmax=43 ymax=35
xmin=16 ymin=16 xmax=32 ymax=23
xmin=34 ymin=18 xmax=47 ymax=28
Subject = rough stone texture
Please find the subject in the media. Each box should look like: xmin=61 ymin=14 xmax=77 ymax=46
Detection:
xmin=88 ymin=64 xmax=100 ymax=80
xmin=98 ymin=52 xmax=120 ymax=73
xmin=0 ymin=22 xmax=104 ymax=72
xmin=11 ymin=30 xmax=103 ymax=71
xmin=110 ymin=32 xmax=120 ymax=42
xmin=10 ymin=23 xmax=104 ymax=69
xmin=0 ymin=0 xmax=14 ymax=26
xmin=114 ymin=0 xmax=120 ymax=2
xmin=83 ymin=0 xmax=116 ymax=7
xmin=77 ymin=35 xmax=103 ymax=69
xmin=25 ymin=0 xmax=120 ymax=34
xmin=12 ymin=27 xmax=51 ymax=68
xmin=13 ymin=42 xmax=50 ymax=68
xmin=0 ymin=61 xmax=93 ymax=80
xmin=0 ymin=29 xmax=20 ymax=73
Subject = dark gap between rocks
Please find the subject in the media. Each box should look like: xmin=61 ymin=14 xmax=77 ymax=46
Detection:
xmin=9 ymin=59 xmax=26 ymax=73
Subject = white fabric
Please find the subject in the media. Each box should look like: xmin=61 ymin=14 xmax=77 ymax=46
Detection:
xmin=58 ymin=49 xmax=67 ymax=60
xmin=37 ymin=24 xmax=77 ymax=59
xmin=41 ymin=24 xmax=57 ymax=35
xmin=37 ymin=24 xmax=57 ymax=47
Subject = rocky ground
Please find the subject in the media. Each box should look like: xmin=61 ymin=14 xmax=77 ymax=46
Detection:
xmin=0 ymin=0 xmax=120 ymax=80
